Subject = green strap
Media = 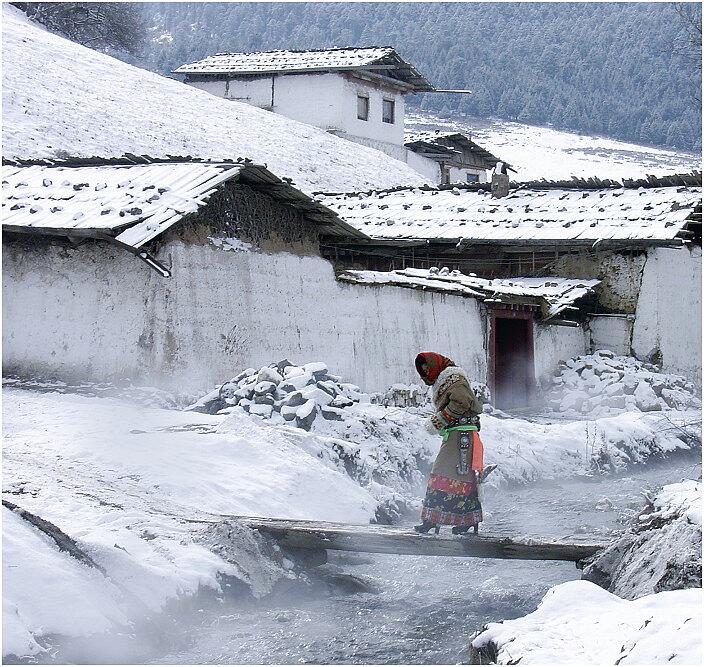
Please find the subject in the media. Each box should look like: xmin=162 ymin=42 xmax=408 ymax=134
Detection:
xmin=440 ymin=424 xmax=478 ymax=442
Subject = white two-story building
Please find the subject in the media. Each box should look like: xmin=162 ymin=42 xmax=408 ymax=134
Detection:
xmin=174 ymin=46 xmax=435 ymax=163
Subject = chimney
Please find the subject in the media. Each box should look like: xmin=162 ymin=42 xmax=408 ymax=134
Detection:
xmin=491 ymin=161 xmax=509 ymax=198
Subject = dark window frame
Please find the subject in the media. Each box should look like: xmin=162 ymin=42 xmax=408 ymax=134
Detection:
xmin=357 ymin=94 xmax=369 ymax=121
xmin=382 ymin=98 xmax=395 ymax=124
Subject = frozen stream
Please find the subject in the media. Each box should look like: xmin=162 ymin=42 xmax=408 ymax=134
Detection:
xmin=141 ymin=452 xmax=700 ymax=665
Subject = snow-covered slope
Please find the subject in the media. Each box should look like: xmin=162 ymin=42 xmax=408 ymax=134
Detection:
xmin=470 ymin=580 xmax=701 ymax=665
xmin=1 ymin=6 xmax=425 ymax=194
xmin=407 ymin=111 xmax=701 ymax=181
xmin=472 ymin=481 xmax=702 ymax=665
xmin=583 ymin=480 xmax=702 ymax=599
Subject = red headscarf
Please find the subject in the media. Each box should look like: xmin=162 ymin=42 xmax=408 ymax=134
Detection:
xmin=415 ymin=352 xmax=455 ymax=385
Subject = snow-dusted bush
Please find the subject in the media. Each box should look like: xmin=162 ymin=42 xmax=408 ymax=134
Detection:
xmin=582 ymin=480 xmax=702 ymax=599
xmin=543 ymin=350 xmax=701 ymax=419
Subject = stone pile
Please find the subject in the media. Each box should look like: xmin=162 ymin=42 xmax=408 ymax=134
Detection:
xmin=372 ymin=383 xmax=429 ymax=408
xmin=188 ymin=360 xmax=370 ymax=430
xmin=544 ymin=350 xmax=701 ymax=418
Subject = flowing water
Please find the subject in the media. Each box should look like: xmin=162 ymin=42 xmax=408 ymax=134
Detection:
xmin=138 ymin=451 xmax=700 ymax=665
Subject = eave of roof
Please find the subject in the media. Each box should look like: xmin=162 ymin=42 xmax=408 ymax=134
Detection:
xmin=338 ymin=268 xmax=600 ymax=322
xmin=174 ymin=46 xmax=435 ymax=92
xmin=2 ymin=158 xmax=367 ymax=274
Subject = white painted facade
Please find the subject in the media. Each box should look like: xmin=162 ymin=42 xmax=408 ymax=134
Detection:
xmin=2 ymin=240 xmax=487 ymax=394
xmin=185 ymin=72 xmax=408 ymax=160
xmin=447 ymin=165 xmax=490 ymax=184
xmin=588 ymin=315 xmax=634 ymax=356
xmin=533 ymin=323 xmax=589 ymax=385
xmin=404 ymin=149 xmax=441 ymax=184
xmin=632 ymin=246 xmax=702 ymax=382
xmin=4 ymin=239 xmax=698 ymax=396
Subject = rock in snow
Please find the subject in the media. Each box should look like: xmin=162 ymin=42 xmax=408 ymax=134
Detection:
xmin=187 ymin=360 xmax=372 ymax=431
xmin=582 ymin=480 xmax=702 ymax=599
xmin=543 ymin=350 xmax=700 ymax=419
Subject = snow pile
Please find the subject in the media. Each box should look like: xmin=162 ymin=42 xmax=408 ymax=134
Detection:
xmin=2 ymin=388 xmax=378 ymax=659
xmin=470 ymin=580 xmax=702 ymax=665
xmin=479 ymin=409 xmax=697 ymax=485
xmin=1 ymin=6 xmax=425 ymax=194
xmin=187 ymin=360 xmax=372 ymax=431
xmin=371 ymin=383 xmax=429 ymax=408
xmin=583 ymin=480 xmax=702 ymax=599
xmin=543 ymin=350 xmax=701 ymax=419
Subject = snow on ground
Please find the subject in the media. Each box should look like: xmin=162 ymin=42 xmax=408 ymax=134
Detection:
xmin=472 ymin=481 xmax=702 ymax=665
xmin=470 ymin=580 xmax=702 ymax=665
xmin=2 ymin=381 xmax=699 ymax=658
xmin=1 ymin=6 xmax=425 ymax=195
xmin=407 ymin=111 xmax=701 ymax=181
xmin=1 ymin=388 xmax=376 ymax=658
xmin=583 ymin=480 xmax=702 ymax=599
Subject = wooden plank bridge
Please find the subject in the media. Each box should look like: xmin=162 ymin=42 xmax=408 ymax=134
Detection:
xmin=229 ymin=516 xmax=607 ymax=566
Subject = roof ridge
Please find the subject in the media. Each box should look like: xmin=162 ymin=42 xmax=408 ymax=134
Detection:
xmin=209 ymin=46 xmax=394 ymax=56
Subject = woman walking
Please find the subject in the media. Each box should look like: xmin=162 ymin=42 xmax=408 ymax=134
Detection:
xmin=414 ymin=352 xmax=485 ymax=535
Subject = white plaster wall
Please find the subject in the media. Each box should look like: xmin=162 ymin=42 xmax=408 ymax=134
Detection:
xmin=339 ymin=76 xmax=405 ymax=146
xmin=405 ymin=150 xmax=441 ymax=184
xmin=588 ymin=315 xmax=633 ymax=355
xmin=268 ymin=73 xmax=345 ymax=131
xmin=221 ymin=76 xmax=276 ymax=107
xmin=186 ymin=79 xmax=228 ymax=98
xmin=632 ymin=246 xmax=702 ymax=382
xmin=448 ymin=166 xmax=486 ymax=183
xmin=533 ymin=322 xmax=588 ymax=385
xmin=335 ymin=133 xmax=408 ymax=161
xmin=2 ymin=240 xmax=488 ymax=394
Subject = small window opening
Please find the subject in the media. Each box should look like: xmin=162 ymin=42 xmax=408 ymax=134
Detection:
xmin=466 ymin=173 xmax=480 ymax=183
xmin=357 ymin=95 xmax=369 ymax=121
xmin=382 ymin=99 xmax=395 ymax=124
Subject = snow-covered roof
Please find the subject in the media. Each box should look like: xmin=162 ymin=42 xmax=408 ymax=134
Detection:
xmin=404 ymin=131 xmax=512 ymax=171
xmin=174 ymin=46 xmax=434 ymax=91
xmin=319 ymin=183 xmax=702 ymax=247
xmin=2 ymin=160 xmax=361 ymax=251
xmin=1 ymin=7 xmax=426 ymax=195
xmin=339 ymin=268 xmax=600 ymax=320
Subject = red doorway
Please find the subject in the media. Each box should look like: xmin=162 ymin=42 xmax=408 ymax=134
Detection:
xmin=488 ymin=307 xmax=535 ymax=410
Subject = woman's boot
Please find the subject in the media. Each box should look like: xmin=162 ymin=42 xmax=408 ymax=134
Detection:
xmin=414 ymin=520 xmax=438 ymax=534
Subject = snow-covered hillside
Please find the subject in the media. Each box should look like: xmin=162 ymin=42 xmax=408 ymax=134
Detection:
xmin=407 ymin=111 xmax=701 ymax=181
xmin=1 ymin=6 xmax=425 ymax=194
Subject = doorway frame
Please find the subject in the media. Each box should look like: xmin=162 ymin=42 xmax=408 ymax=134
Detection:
xmin=487 ymin=305 xmax=536 ymax=406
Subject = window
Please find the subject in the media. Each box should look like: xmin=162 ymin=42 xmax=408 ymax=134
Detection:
xmin=466 ymin=173 xmax=480 ymax=183
xmin=382 ymin=99 xmax=395 ymax=124
xmin=357 ymin=95 xmax=369 ymax=121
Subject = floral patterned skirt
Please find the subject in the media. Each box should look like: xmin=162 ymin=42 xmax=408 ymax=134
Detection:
xmin=420 ymin=472 xmax=483 ymax=526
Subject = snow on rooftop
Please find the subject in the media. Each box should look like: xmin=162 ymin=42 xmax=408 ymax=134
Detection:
xmin=174 ymin=46 xmax=395 ymax=74
xmin=321 ymin=185 xmax=701 ymax=245
xmin=2 ymin=162 xmax=248 ymax=249
xmin=339 ymin=267 xmax=599 ymax=319
xmin=1 ymin=7 xmax=426 ymax=195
